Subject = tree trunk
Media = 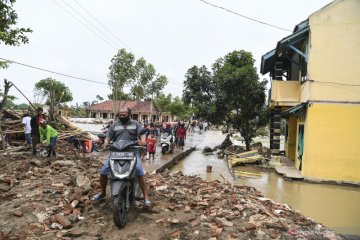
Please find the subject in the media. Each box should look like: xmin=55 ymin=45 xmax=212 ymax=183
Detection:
xmin=0 ymin=79 xmax=13 ymax=150
xmin=0 ymin=79 xmax=12 ymax=110
xmin=244 ymin=138 xmax=251 ymax=151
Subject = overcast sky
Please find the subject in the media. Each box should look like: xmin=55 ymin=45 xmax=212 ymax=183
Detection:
xmin=1 ymin=0 xmax=332 ymax=105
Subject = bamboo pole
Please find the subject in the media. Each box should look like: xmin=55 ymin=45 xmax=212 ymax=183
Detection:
xmin=10 ymin=82 xmax=36 ymax=110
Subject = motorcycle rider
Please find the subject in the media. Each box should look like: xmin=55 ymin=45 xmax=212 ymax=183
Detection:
xmin=163 ymin=122 xmax=173 ymax=136
xmin=91 ymin=108 xmax=151 ymax=208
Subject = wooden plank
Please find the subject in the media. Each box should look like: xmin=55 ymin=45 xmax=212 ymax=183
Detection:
xmin=225 ymin=150 xmax=258 ymax=158
xmin=231 ymin=155 xmax=263 ymax=167
xmin=234 ymin=172 xmax=260 ymax=178
xmin=234 ymin=170 xmax=261 ymax=177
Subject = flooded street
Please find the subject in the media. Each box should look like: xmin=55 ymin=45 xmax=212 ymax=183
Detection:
xmin=171 ymin=130 xmax=360 ymax=235
xmin=73 ymin=123 xmax=360 ymax=235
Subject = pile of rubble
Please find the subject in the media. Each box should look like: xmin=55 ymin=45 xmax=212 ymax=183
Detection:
xmin=0 ymin=108 xmax=91 ymax=154
xmin=147 ymin=171 xmax=340 ymax=240
xmin=0 ymin=152 xmax=343 ymax=240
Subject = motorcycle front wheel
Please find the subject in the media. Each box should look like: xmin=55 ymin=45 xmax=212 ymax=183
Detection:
xmin=113 ymin=190 xmax=127 ymax=228
xmin=161 ymin=146 xmax=167 ymax=154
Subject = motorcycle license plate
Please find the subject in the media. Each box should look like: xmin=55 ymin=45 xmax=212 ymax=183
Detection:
xmin=110 ymin=152 xmax=134 ymax=160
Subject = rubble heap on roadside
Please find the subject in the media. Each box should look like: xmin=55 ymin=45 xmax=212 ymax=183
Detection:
xmin=148 ymin=171 xmax=341 ymax=240
xmin=0 ymin=153 xmax=342 ymax=240
xmin=0 ymin=109 xmax=91 ymax=154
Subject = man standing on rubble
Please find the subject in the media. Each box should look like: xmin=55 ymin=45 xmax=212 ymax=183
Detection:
xmin=22 ymin=112 xmax=32 ymax=148
xmin=30 ymin=107 xmax=45 ymax=156
xmin=91 ymin=108 xmax=152 ymax=208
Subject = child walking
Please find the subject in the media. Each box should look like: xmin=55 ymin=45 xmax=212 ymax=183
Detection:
xmin=146 ymin=132 xmax=156 ymax=161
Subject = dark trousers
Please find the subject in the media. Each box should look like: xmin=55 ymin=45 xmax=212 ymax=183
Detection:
xmin=31 ymin=134 xmax=40 ymax=155
xmin=47 ymin=137 xmax=57 ymax=157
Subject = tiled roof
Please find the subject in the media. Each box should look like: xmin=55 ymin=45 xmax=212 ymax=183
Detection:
xmin=87 ymin=100 xmax=153 ymax=113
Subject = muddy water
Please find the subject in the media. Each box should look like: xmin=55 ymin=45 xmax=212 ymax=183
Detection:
xmin=171 ymin=130 xmax=360 ymax=235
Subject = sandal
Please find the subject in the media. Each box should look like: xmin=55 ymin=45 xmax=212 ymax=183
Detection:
xmin=91 ymin=193 xmax=105 ymax=201
xmin=143 ymin=199 xmax=152 ymax=208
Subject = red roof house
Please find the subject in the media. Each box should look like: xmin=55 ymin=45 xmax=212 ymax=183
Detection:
xmin=86 ymin=100 xmax=171 ymax=123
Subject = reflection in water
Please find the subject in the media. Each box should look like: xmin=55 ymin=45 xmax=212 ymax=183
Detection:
xmin=171 ymin=131 xmax=360 ymax=235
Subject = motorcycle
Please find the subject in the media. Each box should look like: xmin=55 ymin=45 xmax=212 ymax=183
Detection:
xmin=160 ymin=132 xmax=175 ymax=154
xmin=108 ymin=130 xmax=147 ymax=228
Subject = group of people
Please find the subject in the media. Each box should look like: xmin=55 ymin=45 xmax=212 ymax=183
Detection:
xmin=91 ymin=112 xmax=196 ymax=207
xmin=21 ymin=107 xmax=58 ymax=157
xmin=188 ymin=120 xmax=209 ymax=133
xmin=140 ymin=121 xmax=188 ymax=160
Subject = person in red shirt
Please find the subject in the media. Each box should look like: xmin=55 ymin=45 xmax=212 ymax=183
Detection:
xmin=176 ymin=123 xmax=186 ymax=150
xmin=147 ymin=132 xmax=156 ymax=161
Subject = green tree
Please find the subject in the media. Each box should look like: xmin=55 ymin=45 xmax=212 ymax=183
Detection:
xmin=13 ymin=103 xmax=29 ymax=110
xmin=183 ymin=65 xmax=216 ymax=120
xmin=153 ymin=93 xmax=172 ymax=121
xmin=108 ymin=48 xmax=167 ymax=101
xmin=82 ymin=101 xmax=90 ymax=108
xmin=146 ymin=74 xmax=168 ymax=99
xmin=34 ymin=78 xmax=73 ymax=119
xmin=168 ymin=96 xmax=193 ymax=120
xmin=183 ymin=50 xmax=269 ymax=150
xmin=69 ymin=103 xmax=87 ymax=118
xmin=108 ymin=49 xmax=135 ymax=101
xmin=108 ymin=91 xmax=133 ymax=101
xmin=214 ymin=50 xmax=269 ymax=150
xmin=0 ymin=0 xmax=32 ymax=46
xmin=1 ymin=0 xmax=31 ymax=143
xmin=96 ymin=95 xmax=104 ymax=102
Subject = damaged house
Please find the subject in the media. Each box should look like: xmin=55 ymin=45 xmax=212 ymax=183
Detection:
xmin=260 ymin=0 xmax=360 ymax=183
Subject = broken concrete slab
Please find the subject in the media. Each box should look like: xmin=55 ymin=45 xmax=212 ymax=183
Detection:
xmin=275 ymin=166 xmax=304 ymax=180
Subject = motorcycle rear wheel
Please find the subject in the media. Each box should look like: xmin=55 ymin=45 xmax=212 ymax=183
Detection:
xmin=113 ymin=190 xmax=127 ymax=228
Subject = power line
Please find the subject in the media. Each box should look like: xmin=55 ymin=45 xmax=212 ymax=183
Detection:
xmin=200 ymin=0 xmax=292 ymax=32
xmin=31 ymin=41 xmax=103 ymax=80
xmin=0 ymin=57 xmax=108 ymax=85
xmin=72 ymin=0 xmax=138 ymax=56
xmin=57 ymin=0 xmax=121 ymax=49
xmin=52 ymin=0 xmax=118 ymax=50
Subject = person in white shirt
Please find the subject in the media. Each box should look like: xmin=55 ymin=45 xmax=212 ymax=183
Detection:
xmin=22 ymin=112 xmax=32 ymax=147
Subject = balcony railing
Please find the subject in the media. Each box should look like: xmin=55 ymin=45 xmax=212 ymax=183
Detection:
xmin=269 ymin=80 xmax=300 ymax=108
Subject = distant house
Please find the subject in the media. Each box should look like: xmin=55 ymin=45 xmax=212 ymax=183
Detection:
xmin=86 ymin=100 xmax=172 ymax=123
xmin=260 ymin=0 xmax=360 ymax=183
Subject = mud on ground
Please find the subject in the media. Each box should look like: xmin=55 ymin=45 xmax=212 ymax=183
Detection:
xmin=0 ymin=147 xmax=343 ymax=240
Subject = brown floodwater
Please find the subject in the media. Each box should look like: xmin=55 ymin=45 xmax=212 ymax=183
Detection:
xmin=170 ymin=131 xmax=360 ymax=235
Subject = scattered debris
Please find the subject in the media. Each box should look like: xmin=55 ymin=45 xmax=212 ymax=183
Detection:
xmin=227 ymin=150 xmax=264 ymax=166
xmin=0 ymin=149 xmax=343 ymax=239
